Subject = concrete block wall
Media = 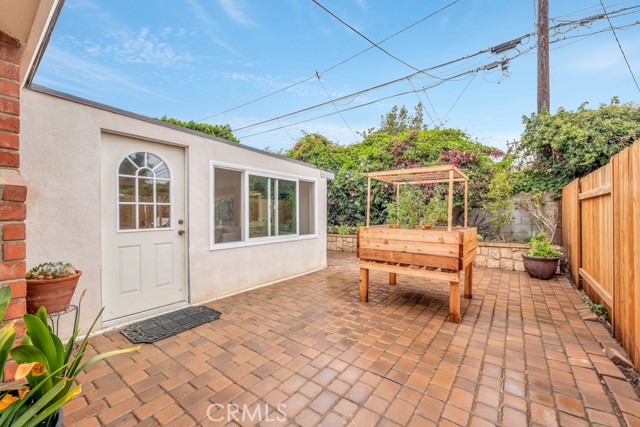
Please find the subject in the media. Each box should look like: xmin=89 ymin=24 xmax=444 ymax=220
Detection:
xmin=460 ymin=192 xmax=559 ymax=243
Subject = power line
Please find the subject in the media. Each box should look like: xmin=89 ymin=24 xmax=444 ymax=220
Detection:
xmin=237 ymin=50 xmax=534 ymax=139
xmin=236 ymin=20 xmax=640 ymax=140
xmin=315 ymin=71 xmax=359 ymax=142
xmin=311 ymin=0 xmax=459 ymax=81
xmin=232 ymin=9 xmax=636 ymax=135
xmin=599 ymin=0 xmax=640 ymax=93
xmin=196 ymin=1 xmax=462 ymax=122
xmin=198 ymin=4 xmax=639 ymax=124
xmin=407 ymin=78 xmax=437 ymax=127
xmin=442 ymin=72 xmax=478 ymax=123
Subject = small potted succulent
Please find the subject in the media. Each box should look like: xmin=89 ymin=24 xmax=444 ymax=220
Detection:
xmin=522 ymin=233 xmax=563 ymax=280
xmin=25 ymin=262 xmax=81 ymax=315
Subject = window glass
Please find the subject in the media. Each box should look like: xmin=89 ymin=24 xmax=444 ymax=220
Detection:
xmin=118 ymin=177 xmax=135 ymax=202
xmin=299 ymin=181 xmax=315 ymax=235
xmin=117 ymin=152 xmax=171 ymax=230
xmin=278 ymin=179 xmax=297 ymax=235
xmin=214 ymin=168 xmax=243 ymax=243
xmin=138 ymin=205 xmax=155 ymax=228
xmin=119 ymin=205 xmax=135 ymax=229
xmin=249 ymin=175 xmax=270 ymax=238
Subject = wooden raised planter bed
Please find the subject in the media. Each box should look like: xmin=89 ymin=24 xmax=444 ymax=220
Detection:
xmin=358 ymin=166 xmax=478 ymax=323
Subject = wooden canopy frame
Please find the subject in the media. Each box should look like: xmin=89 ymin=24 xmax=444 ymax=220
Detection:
xmin=363 ymin=165 xmax=469 ymax=231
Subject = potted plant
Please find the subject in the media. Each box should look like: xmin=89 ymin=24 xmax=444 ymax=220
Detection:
xmin=0 ymin=286 xmax=139 ymax=426
xmin=522 ymin=233 xmax=563 ymax=280
xmin=25 ymin=262 xmax=81 ymax=315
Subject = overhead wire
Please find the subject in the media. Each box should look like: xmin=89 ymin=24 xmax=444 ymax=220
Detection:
xmin=315 ymin=71 xmax=359 ymax=142
xmin=442 ymin=72 xmax=478 ymax=123
xmin=311 ymin=0 xmax=460 ymax=81
xmin=232 ymin=7 xmax=637 ymax=135
xmin=236 ymin=18 xmax=640 ymax=140
xmin=599 ymin=0 xmax=640 ymax=93
xmin=196 ymin=0 xmax=462 ymax=122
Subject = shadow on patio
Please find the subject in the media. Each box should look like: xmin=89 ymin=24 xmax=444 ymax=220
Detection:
xmin=66 ymin=252 xmax=639 ymax=427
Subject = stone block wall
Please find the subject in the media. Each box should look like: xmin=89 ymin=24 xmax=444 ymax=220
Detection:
xmin=327 ymin=234 xmax=356 ymax=253
xmin=326 ymin=235 xmax=563 ymax=273
xmin=474 ymin=242 xmax=529 ymax=271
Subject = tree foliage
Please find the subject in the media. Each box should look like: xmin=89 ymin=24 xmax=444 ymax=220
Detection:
xmin=360 ymin=103 xmax=425 ymax=138
xmin=516 ymin=98 xmax=640 ymax=194
xmin=285 ymin=122 xmax=503 ymax=226
xmin=159 ymin=116 xmax=240 ymax=143
xmin=483 ymin=158 xmax=515 ymax=241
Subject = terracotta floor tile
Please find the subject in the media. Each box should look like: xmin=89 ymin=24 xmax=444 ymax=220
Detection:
xmin=63 ymin=253 xmax=636 ymax=427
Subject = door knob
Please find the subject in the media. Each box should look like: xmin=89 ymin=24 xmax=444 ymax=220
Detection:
xmin=178 ymin=230 xmax=185 ymax=235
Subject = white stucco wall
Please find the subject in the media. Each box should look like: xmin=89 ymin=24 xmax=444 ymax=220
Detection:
xmin=20 ymin=87 xmax=329 ymax=331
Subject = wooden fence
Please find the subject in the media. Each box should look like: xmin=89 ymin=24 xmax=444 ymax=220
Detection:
xmin=562 ymin=140 xmax=640 ymax=368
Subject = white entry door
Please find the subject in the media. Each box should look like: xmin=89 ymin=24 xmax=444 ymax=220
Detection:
xmin=101 ymin=133 xmax=187 ymax=321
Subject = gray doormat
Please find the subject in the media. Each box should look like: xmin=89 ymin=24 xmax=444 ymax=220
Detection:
xmin=120 ymin=306 xmax=221 ymax=344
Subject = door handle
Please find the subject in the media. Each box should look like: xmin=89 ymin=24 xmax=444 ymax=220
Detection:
xmin=178 ymin=230 xmax=185 ymax=236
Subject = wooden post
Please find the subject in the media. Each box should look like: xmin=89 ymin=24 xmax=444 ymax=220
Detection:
xmin=537 ymin=0 xmax=550 ymax=113
xmin=464 ymin=180 xmax=468 ymax=228
xmin=449 ymin=273 xmax=461 ymax=323
xmin=447 ymin=169 xmax=454 ymax=231
xmin=389 ymin=272 xmax=396 ymax=285
xmin=464 ymin=263 xmax=473 ymax=299
xmin=366 ymin=177 xmax=371 ymax=227
xmin=359 ymin=268 xmax=369 ymax=302
xmin=396 ymin=183 xmax=400 ymax=227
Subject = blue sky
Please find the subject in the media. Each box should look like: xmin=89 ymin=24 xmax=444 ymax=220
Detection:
xmin=34 ymin=0 xmax=640 ymax=151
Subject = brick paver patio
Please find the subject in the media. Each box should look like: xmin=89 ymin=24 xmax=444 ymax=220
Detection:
xmin=66 ymin=252 xmax=639 ymax=427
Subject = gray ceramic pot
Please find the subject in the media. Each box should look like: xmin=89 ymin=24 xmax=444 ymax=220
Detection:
xmin=522 ymin=254 xmax=560 ymax=280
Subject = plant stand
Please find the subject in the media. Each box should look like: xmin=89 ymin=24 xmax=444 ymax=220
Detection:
xmin=46 ymin=304 xmax=78 ymax=336
xmin=358 ymin=166 xmax=478 ymax=323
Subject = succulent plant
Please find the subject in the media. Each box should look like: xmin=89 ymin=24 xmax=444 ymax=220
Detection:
xmin=25 ymin=262 xmax=76 ymax=280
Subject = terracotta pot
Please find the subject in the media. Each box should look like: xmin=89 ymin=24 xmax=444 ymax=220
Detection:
xmin=26 ymin=271 xmax=82 ymax=315
xmin=522 ymin=255 xmax=559 ymax=280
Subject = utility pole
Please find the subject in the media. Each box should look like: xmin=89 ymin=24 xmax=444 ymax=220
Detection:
xmin=537 ymin=0 xmax=550 ymax=113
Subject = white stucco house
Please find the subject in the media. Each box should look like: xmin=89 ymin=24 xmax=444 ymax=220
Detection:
xmin=20 ymin=85 xmax=333 ymax=331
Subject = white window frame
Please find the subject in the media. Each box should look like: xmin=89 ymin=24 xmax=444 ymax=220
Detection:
xmin=116 ymin=151 xmax=174 ymax=233
xmin=210 ymin=161 xmax=319 ymax=251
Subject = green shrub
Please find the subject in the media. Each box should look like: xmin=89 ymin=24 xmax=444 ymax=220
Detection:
xmin=517 ymin=99 xmax=640 ymax=195
xmin=524 ymin=233 xmax=563 ymax=258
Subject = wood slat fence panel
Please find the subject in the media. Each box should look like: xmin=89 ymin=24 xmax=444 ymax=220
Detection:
xmin=612 ymin=143 xmax=640 ymax=365
xmin=579 ymin=163 xmax=613 ymax=310
xmin=562 ymin=139 xmax=640 ymax=368
xmin=561 ymin=179 xmax=580 ymax=287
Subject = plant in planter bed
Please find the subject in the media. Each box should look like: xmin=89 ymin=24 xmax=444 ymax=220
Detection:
xmin=0 ymin=287 xmax=139 ymax=426
xmin=522 ymin=233 xmax=563 ymax=280
xmin=25 ymin=263 xmax=82 ymax=315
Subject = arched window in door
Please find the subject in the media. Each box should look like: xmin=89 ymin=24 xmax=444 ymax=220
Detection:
xmin=117 ymin=152 xmax=171 ymax=230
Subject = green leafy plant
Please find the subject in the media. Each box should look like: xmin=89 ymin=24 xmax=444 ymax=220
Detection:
xmin=524 ymin=232 xmax=563 ymax=258
xmin=283 ymin=105 xmax=504 ymax=227
xmin=385 ymin=186 xmax=448 ymax=229
xmin=337 ymin=225 xmax=356 ymax=235
xmin=159 ymin=116 xmax=239 ymax=143
xmin=517 ymin=99 xmax=640 ymax=195
xmin=482 ymin=160 xmax=514 ymax=240
xmin=0 ymin=287 xmax=139 ymax=426
xmin=26 ymin=263 xmax=76 ymax=280
xmin=521 ymin=231 xmax=541 ymax=244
